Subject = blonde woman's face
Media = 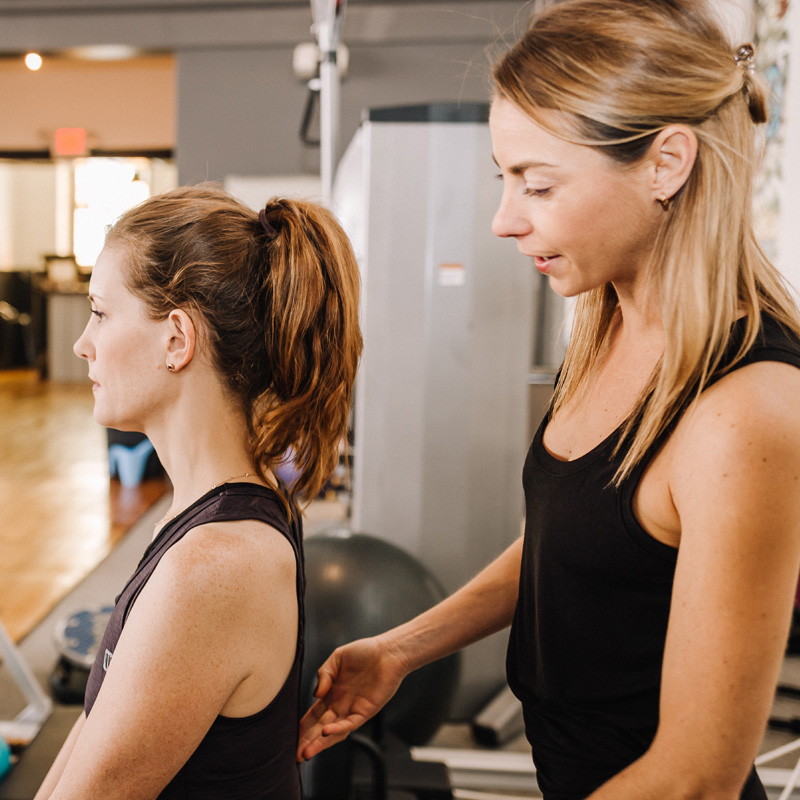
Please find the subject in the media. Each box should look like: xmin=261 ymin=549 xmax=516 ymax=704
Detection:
xmin=490 ymin=98 xmax=661 ymax=299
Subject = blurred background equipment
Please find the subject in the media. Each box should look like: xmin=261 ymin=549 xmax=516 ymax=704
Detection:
xmin=301 ymin=529 xmax=460 ymax=799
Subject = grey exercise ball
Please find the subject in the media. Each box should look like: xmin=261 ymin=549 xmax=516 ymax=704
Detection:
xmin=302 ymin=529 xmax=461 ymax=746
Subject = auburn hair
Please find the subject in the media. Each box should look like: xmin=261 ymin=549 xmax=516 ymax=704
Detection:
xmin=107 ymin=183 xmax=362 ymax=508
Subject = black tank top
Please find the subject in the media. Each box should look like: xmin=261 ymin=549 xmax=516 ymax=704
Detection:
xmin=507 ymin=313 xmax=800 ymax=800
xmin=85 ymin=483 xmax=304 ymax=800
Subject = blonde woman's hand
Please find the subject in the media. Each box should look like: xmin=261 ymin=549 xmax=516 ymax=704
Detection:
xmin=297 ymin=636 xmax=408 ymax=762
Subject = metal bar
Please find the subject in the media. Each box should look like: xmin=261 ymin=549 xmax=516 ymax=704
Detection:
xmin=311 ymin=0 xmax=347 ymax=205
xmin=411 ymin=747 xmax=537 ymax=794
xmin=779 ymin=757 xmax=800 ymax=800
xmin=0 ymin=617 xmax=53 ymax=744
xmin=757 ymin=738 xmax=800 ymax=766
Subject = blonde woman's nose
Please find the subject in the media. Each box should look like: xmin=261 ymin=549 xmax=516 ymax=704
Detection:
xmin=492 ymin=194 xmax=530 ymax=240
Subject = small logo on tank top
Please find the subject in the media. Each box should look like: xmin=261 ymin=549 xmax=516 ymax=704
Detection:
xmin=103 ymin=649 xmax=113 ymax=671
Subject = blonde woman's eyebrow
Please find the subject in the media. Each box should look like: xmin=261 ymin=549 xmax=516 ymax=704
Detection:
xmin=492 ymin=154 xmax=559 ymax=175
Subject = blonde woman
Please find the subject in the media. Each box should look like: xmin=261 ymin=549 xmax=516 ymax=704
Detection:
xmin=35 ymin=184 xmax=362 ymax=799
xmin=298 ymin=1 xmax=800 ymax=798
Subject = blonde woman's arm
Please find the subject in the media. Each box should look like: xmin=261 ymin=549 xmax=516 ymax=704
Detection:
xmin=588 ymin=361 xmax=800 ymax=800
xmin=298 ymin=535 xmax=523 ymax=761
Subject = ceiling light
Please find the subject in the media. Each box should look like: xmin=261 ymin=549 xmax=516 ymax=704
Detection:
xmin=24 ymin=53 xmax=42 ymax=71
xmin=64 ymin=44 xmax=140 ymax=61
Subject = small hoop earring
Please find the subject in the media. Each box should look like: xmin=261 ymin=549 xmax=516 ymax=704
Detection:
xmin=658 ymin=194 xmax=671 ymax=211
xmin=167 ymin=363 xmax=175 ymax=372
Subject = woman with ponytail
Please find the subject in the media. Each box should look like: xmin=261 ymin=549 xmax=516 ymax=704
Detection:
xmin=36 ymin=184 xmax=361 ymax=799
xmin=299 ymin=2 xmax=800 ymax=798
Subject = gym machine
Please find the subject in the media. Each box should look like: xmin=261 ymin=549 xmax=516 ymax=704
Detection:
xmin=0 ymin=618 xmax=52 ymax=749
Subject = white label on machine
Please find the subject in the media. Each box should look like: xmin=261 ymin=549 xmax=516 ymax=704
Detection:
xmin=439 ymin=262 xmax=466 ymax=287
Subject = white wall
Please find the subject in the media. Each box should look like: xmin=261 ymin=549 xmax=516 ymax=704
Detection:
xmin=0 ymin=163 xmax=57 ymax=270
xmin=711 ymin=0 xmax=756 ymax=42
xmin=177 ymin=38 xmax=504 ymax=184
xmin=0 ymin=3 xmax=525 ymax=186
xmin=778 ymin=2 xmax=800 ymax=297
xmin=0 ymin=56 xmax=174 ymax=152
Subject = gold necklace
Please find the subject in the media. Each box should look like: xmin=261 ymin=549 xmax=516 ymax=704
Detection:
xmin=209 ymin=472 xmax=252 ymax=490
xmin=155 ymin=472 xmax=253 ymax=529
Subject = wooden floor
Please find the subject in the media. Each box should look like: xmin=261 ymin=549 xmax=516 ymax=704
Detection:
xmin=0 ymin=370 xmax=168 ymax=642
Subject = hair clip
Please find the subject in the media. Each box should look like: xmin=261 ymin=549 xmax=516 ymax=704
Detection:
xmin=258 ymin=207 xmax=278 ymax=238
xmin=734 ymin=43 xmax=756 ymax=75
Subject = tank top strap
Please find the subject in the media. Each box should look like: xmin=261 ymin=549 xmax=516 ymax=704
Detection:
xmin=626 ymin=312 xmax=800 ymax=490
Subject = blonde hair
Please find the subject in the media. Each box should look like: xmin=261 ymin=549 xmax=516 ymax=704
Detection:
xmin=108 ymin=184 xmax=362 ymax=508
xmin=493 ymin=0 xmax=800 ymax=482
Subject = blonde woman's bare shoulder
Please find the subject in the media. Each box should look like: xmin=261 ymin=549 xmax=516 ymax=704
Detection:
xmin=669 ymin=360 xmax=800 ymax=520
xmin=686 ymin=360 xmax=800 ymax=438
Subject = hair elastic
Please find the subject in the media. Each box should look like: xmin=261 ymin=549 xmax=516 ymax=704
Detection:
xmin=258 ymin=208 xmax=278 ymax=238
xmin=734 ymin=43 xmax=756 ymax=75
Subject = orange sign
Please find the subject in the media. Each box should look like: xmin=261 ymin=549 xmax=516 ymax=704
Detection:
xmin=53 ymin=127 xmax=87 ymax=156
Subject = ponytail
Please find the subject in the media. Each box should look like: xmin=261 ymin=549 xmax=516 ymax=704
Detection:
xmin=249 ymin=198 xmax=362 ymax=504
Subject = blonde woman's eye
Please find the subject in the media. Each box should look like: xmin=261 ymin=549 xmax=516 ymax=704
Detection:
xmin=525 ymin=187 xmax=552 ymax=198
xmin=91 ymin=309 xmax=105 ymax=321
xmin=526 ymin=187 xmax=551 ymax=197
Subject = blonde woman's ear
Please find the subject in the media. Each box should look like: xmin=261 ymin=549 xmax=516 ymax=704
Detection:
xmin=650 ymin=125 xmax=698 ymax=203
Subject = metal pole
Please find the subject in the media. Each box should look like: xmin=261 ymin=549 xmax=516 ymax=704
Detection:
xmin=311 ymin=0 xmax=346 ymax=206
xmin=0 ymin=617 xmax=52 ymax=744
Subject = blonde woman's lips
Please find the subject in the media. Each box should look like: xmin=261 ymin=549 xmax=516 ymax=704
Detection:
xmin=534 ymin=255 xmax=558 ymax=272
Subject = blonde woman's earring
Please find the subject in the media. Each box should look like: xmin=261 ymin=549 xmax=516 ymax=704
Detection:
xmin=658 ymin=194 xmax=671 ymax=211
xmin=167 ymin=363 xmax=175 ymax=372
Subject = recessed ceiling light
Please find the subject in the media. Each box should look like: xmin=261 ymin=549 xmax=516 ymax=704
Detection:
xmin=64 ymin=44 xmax=141 ymax=61
xmin=24 ymin=53 xmax=43 ymax=71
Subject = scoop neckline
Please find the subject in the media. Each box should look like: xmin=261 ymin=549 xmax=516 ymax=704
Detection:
xmin=146 ymin=482 xmax=279 ymax=554
xmin=533 ymin=415 xmax=626 ymax=475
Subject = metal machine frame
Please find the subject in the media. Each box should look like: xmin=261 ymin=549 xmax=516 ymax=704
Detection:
xmin=0 ymin=618 xmax=52 ymax=745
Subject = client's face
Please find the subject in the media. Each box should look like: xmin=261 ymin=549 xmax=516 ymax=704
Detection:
xmin=74 ymin=245 xmax=172 ymax=432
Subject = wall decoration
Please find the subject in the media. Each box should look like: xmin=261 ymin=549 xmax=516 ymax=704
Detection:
xmin=753 ymin=0 xmax=790 ymax=259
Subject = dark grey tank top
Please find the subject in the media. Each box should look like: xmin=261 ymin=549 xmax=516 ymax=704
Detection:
xmin=85 ymin=483 xmax=304 ymax=799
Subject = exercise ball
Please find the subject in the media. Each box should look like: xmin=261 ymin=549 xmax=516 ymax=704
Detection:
xmin=302 ymin=529 xmax=461 ymax=746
